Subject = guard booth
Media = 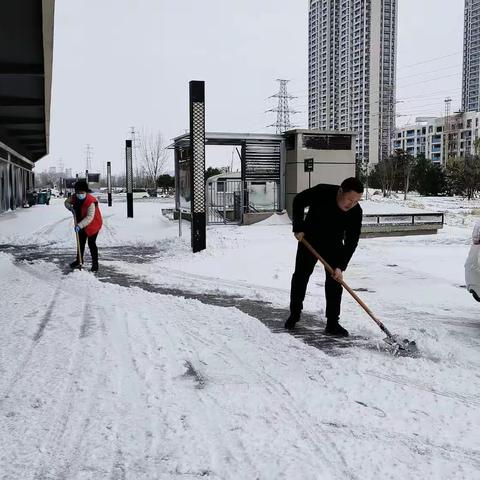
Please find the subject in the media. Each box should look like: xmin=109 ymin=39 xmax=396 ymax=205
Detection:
xmin=172 ymin=129 xmax=357 ymax=225
xmin=283 ymin=129 xmax=357 ymax=216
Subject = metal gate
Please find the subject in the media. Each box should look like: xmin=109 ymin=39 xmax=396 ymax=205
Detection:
xmin=207 ymin=179 xmax=242 ymax=224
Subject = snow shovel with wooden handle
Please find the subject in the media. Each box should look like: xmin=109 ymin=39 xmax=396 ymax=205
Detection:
xmin=72 ymin=212 xmax=83 ymax=270
xmin=301 ymin=237 xmax=417 ymax=353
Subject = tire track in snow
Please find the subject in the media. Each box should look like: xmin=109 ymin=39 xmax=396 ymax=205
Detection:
xmin=96 ymin=302 xmax=167 ymax=480
xmin=320 ymin=420 xmax=480 ymax=471
xmin=79 ymin=301 xmax=96 ymax=339
xmin=110 ymin=447 xmax=127 ymax=480
xmin=187 ymin=327 xmax=356 ymax=480
xmin=31 ymin=288 xmax=112 ymax=480
xmin=163 ymin=304 xmax=355 ymax=480
xmin=156 ymin=310 xmax=259 ymax=478
xmin=131 ymin=310 xmax=184 ymax=478
xmin=33 ymin=284 xmax=61 ymax=341
xmin=364 ymin=370 xmax=480 ymax=407
xmin=35 ymin=216 xmax=70 ymax=236
xmin=1 ymin=284 xmax=62 ymax=402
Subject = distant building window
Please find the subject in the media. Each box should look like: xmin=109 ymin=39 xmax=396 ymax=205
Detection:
xmin=436 ymin=126 xmax=443 ymax=133
xmin=302 ymin=134 xmax=351 ymax=150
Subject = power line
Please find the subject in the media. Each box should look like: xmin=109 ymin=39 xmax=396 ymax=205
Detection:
xmin=396 ymin=64 xmax=461 ymax=81
xmin=397 ymin=73 xmax=460 ymax=89
xmin=397 ymin=99 xmax=461 ymax=110
xmin=397 ymin=88 xmax=462 ymax=100
xmin=398 ymin=94 xmax=461 ymax=103
xmin=397 ymin=51 xmax=462 ymax=70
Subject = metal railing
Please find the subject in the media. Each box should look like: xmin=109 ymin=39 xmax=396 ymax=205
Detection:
xmin=362 ymin=212 xmax=444 ymax=227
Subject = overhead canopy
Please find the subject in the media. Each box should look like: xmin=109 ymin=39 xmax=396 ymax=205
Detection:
xmin=170 ymin=131 xmax=285 ymax=182
xmin=170 ymin=131 xmax=284 ymax=148
xmin=0 ymin=0 xmax=55 ymax=162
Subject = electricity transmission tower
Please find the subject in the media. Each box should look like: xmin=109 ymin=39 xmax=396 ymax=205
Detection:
xmin=85 ymin=144 xmax=93 ymax=171
xmin=267 ymin=79 xmax=298 ymax=133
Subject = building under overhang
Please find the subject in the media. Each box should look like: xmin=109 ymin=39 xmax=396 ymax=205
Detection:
xmin=0 ymin=0 xmax=55 ymax=213
xmin=171 ymin=129 xmax=357 ymax=224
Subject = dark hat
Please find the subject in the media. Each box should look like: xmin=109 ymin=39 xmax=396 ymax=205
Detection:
xmin=74 ymin=179 xmax=90 ymax=192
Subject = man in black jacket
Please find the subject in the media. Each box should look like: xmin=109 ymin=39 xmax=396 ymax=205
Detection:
xmin=285 ymin=177 xmax=363 ymax=336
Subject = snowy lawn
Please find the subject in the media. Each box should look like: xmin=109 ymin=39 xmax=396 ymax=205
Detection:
xmin=0 ymin=196 xmax=479 ymax=479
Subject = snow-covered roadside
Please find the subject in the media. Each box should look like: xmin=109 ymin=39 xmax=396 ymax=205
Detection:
xmin=0 ymin=198 xmax=178 ymax=248
xmin=1 ymin=198 xmax=480 ymax=478
xmin=363 ymin=192 xmax=480 ymax=229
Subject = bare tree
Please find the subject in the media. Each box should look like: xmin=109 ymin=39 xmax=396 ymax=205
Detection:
xmin=397 ymin=150 xmax=415 ymax=200
xmin=377 ymin=154 xmax=399 ymax=197
xmin=138 ymin=130 xmax=169 ymax=188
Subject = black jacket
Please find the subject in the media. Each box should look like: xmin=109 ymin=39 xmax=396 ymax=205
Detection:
xmin=292 ymin=184 xmax=362 ymax=270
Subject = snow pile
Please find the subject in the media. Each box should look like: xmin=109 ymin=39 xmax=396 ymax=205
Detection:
xmin=250 ymin=211 xmax=293 ymax=226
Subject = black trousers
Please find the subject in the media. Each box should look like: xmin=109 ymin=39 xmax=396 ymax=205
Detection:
xmin=77 ymin=231 xmax=98 ymax=266
xmin=290 ymin=241 xmax=343 ymax=323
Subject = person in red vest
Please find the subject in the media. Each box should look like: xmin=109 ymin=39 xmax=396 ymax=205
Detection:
xmin=65 ymin=179 xmax=103 ymax=271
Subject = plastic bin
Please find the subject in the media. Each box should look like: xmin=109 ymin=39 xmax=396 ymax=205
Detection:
xmin=37 ymin=190 xmax=51 ymax=205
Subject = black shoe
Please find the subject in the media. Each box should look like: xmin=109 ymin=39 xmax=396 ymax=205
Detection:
xmin=90 ymin=263 xmax=99 ymax=272
xmin=325 ymin=322 xmax=349 ymax=337
xmin=70 ymin=260 xmax=81 ymax=269
xmin=284 ymin=313 xmax=300 ymax=330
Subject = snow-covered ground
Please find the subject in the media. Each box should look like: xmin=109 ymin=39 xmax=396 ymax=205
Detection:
xmin=0 ymin=195 xmax=479 ymax=479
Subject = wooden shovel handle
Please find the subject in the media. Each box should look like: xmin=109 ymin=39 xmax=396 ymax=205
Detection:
xmin=73 ymin=213 xmax=83 ymax=267
xmin=300 ymin=238 xmax=392 ymax=337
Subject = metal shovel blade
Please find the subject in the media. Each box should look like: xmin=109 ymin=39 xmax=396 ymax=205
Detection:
xmin=383 ymin=335 xmax=418 ymax=354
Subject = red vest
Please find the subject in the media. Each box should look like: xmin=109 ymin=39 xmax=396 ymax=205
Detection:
xmin=73 ymin=193 xmax=103 ymax=237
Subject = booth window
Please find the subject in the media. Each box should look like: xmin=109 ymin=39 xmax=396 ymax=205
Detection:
xmin=302 ymin=134 xmax=351 ymax=150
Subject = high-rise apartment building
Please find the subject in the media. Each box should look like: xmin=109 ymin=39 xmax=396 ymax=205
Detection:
xmin=463 ymin=0 xmax=480 ymax=112
xmin=308 ymin=0 xmax=397 ymax=165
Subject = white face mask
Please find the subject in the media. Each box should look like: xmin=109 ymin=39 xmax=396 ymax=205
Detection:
xmin=76 ymin=193 xmax=86 ymax=200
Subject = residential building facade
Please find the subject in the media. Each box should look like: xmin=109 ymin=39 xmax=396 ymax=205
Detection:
xmin=462 ymin=0 xmax=480 ymax=112
xmin=393 ymin=112 xmax=480 ymax=164
xmin=308 ymin=0 xmax=397 ymax=165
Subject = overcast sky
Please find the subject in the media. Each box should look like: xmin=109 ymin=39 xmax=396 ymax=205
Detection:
xmin=40 ymin=0 xmax=465 ymax=175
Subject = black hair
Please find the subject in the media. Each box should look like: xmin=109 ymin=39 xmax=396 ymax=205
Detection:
xmin=74 ymin=179 xmax=90 ymax=193
xmin=74 ymin=180 xmax=91 ymax=193
xmin=340 ymin=177 xmax=364 ymax=194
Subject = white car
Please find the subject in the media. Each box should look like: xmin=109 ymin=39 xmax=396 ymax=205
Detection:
xmin=116 ymin=188 xmax=149 ymax=199
xmin=132 ymin=188 xmax=149 ymax=199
